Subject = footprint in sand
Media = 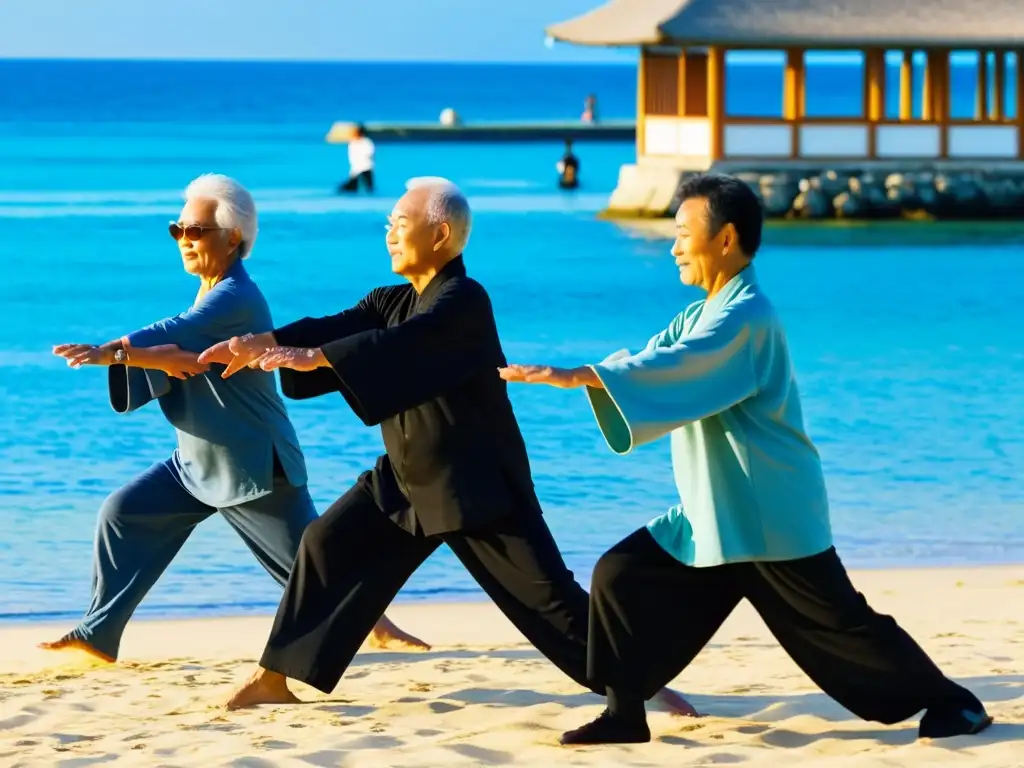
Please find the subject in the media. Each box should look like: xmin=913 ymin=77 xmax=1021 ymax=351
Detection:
xmin=0 ymin=706 xmax=44 ymax=730
xmin=315 ymin=704 xmax=375 ymax=717
xmin=54 ymin=733 xmax=102 ymax=745
xmin=253 ymin=739 xmax=296 ymax=750
xmin=676 ymin=722 xmax=707 ymax=733
xmin=428 ymin=701 xmax=463 ymax=714
xmin=736 ymin=724 xmax=769 ymax=735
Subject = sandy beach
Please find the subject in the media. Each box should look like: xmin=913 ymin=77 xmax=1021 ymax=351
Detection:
xmin=1 ymin=565 xmax=1021 ymax=767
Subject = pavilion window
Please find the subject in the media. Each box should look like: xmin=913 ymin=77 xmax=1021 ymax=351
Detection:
xmin=949 ymin=50 xmax=1016 ymax=122
xmin=948 ymin=51 xmax=978 ymax=119
xmin=642 ymin=51 xmax=680 ymax=116
xmin=802 ymin=50 xmax=864 ymax=118
xmin=683 ymin=50 xmax=709 ymax=117
xmin=723 ymin=51 xmax=784 ymax=118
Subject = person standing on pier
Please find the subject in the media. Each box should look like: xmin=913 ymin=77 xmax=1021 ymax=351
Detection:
xmin=581 ymin=93 xmax=598 ymax=123
xmin=340 ymin=124 xmax=375 ymax=193
xmin=499 ymin=172 xmax=993 ymax=745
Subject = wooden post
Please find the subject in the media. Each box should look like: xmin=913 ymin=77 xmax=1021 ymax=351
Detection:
xmin=936 ymin=50 xmax=949 ymax=158
xmin=922 ymin=51 xmax=934 ymax=121
xmin=797 ymin=54 xmax=806 ymax=117
xmin=784 ymin=48 xmax=803 ymax=119
xmin=677 ymin=51 xmax=687 ymax=116
xmin=899 ymin=50 xmax=914 ymax=120
xmin=637 ymin=49 xmax=647 ymax=157
xmin=976 ymin=50 xmax=989 ymax=120
xmin=784 ymin=48 xmax=804 ymax=157
xmin=991 ymin=50 xmax=1005 ymax=120
xmin=866 ymin=48 xmax=885 ymax=120
xmin=1017 ymin=51 xmax=1024 ymax=158
xmin=707 ymin=46 xmax=725 ymax=162
xmin=864 ymin=49 xmax=884 ymax=158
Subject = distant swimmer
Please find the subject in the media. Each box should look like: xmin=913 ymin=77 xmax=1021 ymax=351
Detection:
xmin=339 ymin=124 xmax=375 ymax=193
xmin=557 ymin=139 xmax=580 ymax=190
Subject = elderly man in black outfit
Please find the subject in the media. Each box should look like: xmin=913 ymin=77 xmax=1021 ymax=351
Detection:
xmin=200 ymin=177 xmax=694 ymax=716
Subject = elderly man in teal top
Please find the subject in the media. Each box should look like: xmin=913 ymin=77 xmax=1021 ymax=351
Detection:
xmin=500 ymin=173 xmax=991 ymax=745
xmin=44 ymin=174 xmax=425 ymax=664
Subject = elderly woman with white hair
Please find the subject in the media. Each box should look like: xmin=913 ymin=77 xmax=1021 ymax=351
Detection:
xmin=44 ymin=174 xmax=426 ymax=664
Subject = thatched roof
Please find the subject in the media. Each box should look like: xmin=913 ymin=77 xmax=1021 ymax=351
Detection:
xmin=546 ymin=0 xmax=1024 ymax=48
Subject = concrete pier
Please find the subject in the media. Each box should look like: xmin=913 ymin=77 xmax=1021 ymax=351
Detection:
xmin=325 ymin=120 xmax=635 ymax=144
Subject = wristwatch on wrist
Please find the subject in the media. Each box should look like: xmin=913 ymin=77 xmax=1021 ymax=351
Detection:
xmin=113 ymin=348 xmax=129 ymax=365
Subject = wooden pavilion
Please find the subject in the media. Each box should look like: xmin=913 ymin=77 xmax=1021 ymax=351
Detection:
xmin=547 ymin=0 xmax=1024 ymax=173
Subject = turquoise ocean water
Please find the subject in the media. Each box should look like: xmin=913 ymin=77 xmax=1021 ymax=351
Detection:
xmin=0 ymin=60 xmax=1021 ymax=623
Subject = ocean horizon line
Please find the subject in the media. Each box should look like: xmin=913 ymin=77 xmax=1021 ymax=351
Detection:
xmin=0 ymin=52 xmax=1005 ymax=67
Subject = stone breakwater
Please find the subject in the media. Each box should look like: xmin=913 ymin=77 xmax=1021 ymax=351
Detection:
xmin=747 ymin=169 xmax=1024 ymax=220
xmin=601 ymin=163 xmax=1024 ymax=221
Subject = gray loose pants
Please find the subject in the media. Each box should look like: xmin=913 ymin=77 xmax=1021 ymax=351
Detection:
xmin=64 ymin=457 xmax=317 ymax=659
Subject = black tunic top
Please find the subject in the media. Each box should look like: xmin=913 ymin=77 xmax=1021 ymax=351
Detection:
xmin=273 ymin=256 xmax=542 ymax=536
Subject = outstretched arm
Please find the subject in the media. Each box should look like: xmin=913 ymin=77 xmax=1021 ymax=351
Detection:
xmin=500 ymin=307 xmax=763 ymax=454
xmin=252 ymin=281 xmax=493 ymax=424
xmin=200 ymin=293 xmax=384 ymax=388
xmin=53 ymin=340 xmax=209 ymax=379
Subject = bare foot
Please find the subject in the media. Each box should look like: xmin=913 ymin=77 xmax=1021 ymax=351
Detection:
xmin=225 ymin=668 xmax=301 ymax=711
xmin=654 ymin=687 xmax=700 ymax=718
xmin=38 ymin=636 xmax=115 ymax=664
xmin=366 ymin=615 xmax=431 ymax=651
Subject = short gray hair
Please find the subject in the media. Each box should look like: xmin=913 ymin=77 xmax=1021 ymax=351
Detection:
xmin=406 ymin=176 xmax=472 ymax=254
xmin=184 ymin=173 xmax=259 ymax=259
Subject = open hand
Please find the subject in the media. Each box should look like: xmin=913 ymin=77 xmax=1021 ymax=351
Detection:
xmin=497 ymin=364 xmax=594 ymax=389
xmin=253 ymin=346 xmax=326 ymax=373
xmin=53 ymin=344 xmax=112 ymax=368
xmin=199 ymin=333 xmax=274 ymax=378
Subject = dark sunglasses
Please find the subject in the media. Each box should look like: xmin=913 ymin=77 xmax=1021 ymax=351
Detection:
xmin=168 ymin=221 xmax=230 ymax=241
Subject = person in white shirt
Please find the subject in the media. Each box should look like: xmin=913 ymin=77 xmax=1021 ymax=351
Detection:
xmin=340 ymin=124 xmax=375 ymax=193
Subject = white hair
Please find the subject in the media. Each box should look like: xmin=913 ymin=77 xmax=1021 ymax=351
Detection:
xmin=184 ymin=173 xmax=259 ymax=259
xmin=405 ymin=176 xmax=472 ymax=254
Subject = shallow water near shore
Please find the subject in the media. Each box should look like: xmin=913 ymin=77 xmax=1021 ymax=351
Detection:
xmin=1 ymin=60 xmax=1022 ymax=624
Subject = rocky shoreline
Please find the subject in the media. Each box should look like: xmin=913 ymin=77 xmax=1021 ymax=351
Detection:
xmin=603 ymin=165 xmax=1024 ymax=221
xmin=749 ymin=169 xmax=1024 ymax=220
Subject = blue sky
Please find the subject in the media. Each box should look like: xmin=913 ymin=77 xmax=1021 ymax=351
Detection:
xmin=0 ymin=0 xmax=633 ymax=63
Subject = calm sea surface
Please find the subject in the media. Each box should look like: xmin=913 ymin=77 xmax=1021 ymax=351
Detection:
xmin=0 ymin=60 xmax=1021 ymax=623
